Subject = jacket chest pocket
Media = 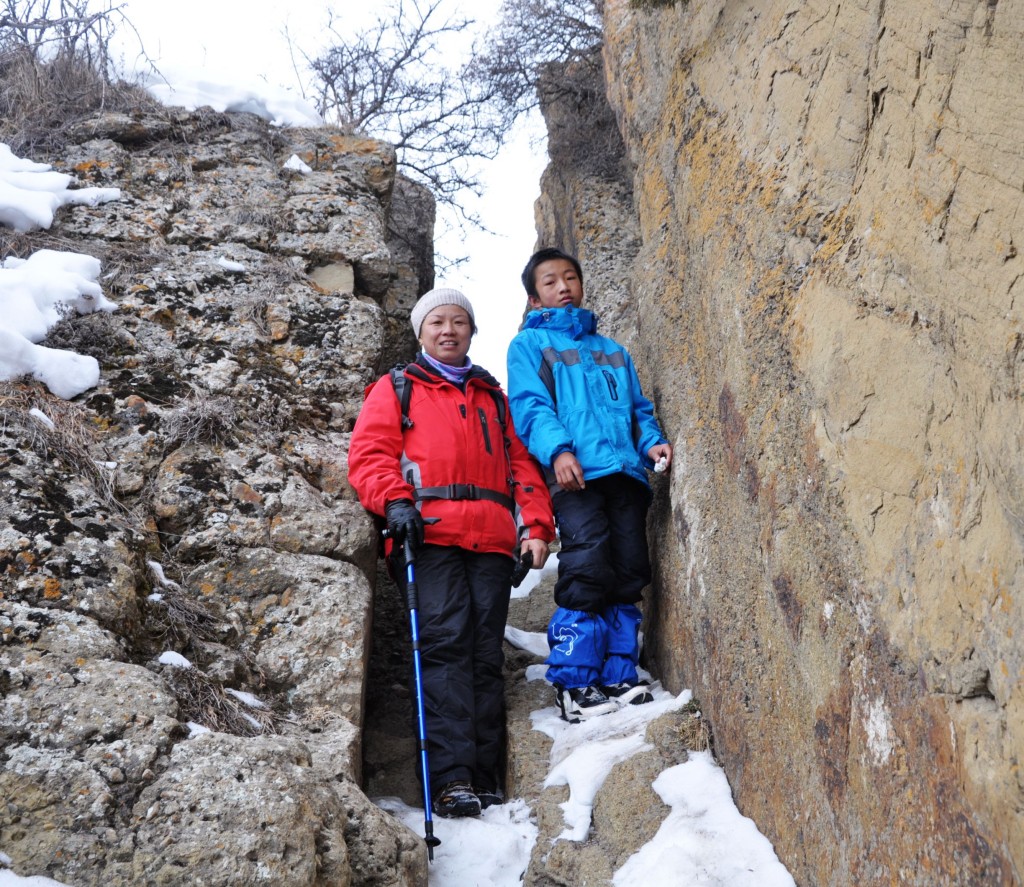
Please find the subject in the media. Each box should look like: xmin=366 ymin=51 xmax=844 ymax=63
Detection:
xmin=602 ymin=370 xmax=619 ymax=401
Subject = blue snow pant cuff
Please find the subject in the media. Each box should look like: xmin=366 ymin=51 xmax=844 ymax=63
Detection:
xmin=599 ymin=603 xmax=643 ymax=685
xmin=546 ymin=607 xmax=608 ymax=689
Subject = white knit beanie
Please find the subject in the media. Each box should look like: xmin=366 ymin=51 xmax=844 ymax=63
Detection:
xmin=410 ymin=287 xmax=477 ymax=336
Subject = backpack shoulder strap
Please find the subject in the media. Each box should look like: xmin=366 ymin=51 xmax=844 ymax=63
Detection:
xmin=389 ymin=365 xmax=414 ymax=430
xmin=489 ymin=388 xmax=508 ymax=431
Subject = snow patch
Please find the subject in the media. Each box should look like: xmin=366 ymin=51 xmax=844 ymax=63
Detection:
xmin=158 ymin=651 xmax=193 ymax=670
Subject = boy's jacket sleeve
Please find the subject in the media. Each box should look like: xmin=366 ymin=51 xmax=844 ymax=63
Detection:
xmin=347 ymin=375 xmax=411 ymax=516
xmin=506 ymin=332 xmax=573 ymax=468
xmin=503 ymin=402 xmax=556 ymax=543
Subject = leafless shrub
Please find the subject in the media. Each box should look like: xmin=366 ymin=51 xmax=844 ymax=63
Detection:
xmin=163 ymin=386 xmax=238 ymax=448
xmin=0 ymin=0 xmax=157 ymax=152
xmin=537 ymin=48 xmax=629 ymax=182
xmin=0 ymin=0 xmax=122 ymax=63
xmin=467 ymin=0 xmax=604 ymax=126
xmin=304 ymin=0 xmax=504 ymax=223
xmin=299 ymin=0 xmax=606 ymax=234
xmin=163 ymin=664 xmax=279 ymax=737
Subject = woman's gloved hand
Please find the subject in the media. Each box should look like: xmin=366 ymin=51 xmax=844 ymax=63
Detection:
xmin=385 ymin=499 xmax=425 ymax=549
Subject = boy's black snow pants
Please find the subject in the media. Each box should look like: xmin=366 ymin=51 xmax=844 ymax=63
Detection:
xmin=551 ymin=473 xmax=653 ymax=613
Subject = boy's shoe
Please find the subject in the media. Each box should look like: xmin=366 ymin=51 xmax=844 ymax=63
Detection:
xmin=602 ymin=680 xmax=654 ymax=706
xmin=476 ymin=787 xmax=505 ymax=810
xmin=432 ymin=781 xmax=482 ymax=818
xmin=555 ymin=684 xmax=619 ymax=723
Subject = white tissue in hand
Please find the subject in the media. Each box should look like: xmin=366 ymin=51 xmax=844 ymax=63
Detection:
xmin=654 ymin=456 xmax=668 ymax=473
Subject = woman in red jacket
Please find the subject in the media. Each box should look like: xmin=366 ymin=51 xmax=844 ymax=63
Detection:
xmin=348 ymin=288 xmax=554 ymax=818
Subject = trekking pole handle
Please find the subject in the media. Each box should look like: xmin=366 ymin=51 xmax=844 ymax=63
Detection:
xmin=387 ymin=517 xmax=438 ymax=611
xmin=380 ymin=516 xmax=440 ymax=545
xmin=510 ymin=549 xmax=534 ymax=588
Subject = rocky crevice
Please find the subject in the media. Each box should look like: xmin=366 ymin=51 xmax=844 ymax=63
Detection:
xmin=3 ymin=3 xmax=1023 ymax=882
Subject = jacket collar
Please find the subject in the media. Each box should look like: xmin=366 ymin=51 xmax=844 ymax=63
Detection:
xmin=408 ymin=354 xmax=502 ymax=390
xmin=522 ymin=305 xmax=597 ymax=338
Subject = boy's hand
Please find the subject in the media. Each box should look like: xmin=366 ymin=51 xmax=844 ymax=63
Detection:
xmin=648 ymin=443 xmax=673 ymax=472
xmin=554 ymin=451 xmax=585 ymax=491
xmin=521 ymin=537 xmax=549 ymax=570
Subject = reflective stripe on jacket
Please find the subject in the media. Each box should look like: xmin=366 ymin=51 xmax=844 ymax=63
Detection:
xmin=506 ymin=305 xmax=666 ymax=487
xmin=348 ymin=358 xmax=555 ymax=557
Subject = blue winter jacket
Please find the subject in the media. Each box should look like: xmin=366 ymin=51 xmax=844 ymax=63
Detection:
xmin=506 ymin=305 xmax=667 ymax=487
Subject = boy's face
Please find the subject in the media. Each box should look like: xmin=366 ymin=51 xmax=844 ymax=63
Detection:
xmin=529 ymin=259 xmax=584 ymax=310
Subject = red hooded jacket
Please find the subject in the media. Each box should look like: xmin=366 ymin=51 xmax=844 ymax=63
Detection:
xmin=348 ymin=360 xmax=555 ymax=557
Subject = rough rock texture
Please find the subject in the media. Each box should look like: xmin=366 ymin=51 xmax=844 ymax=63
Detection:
xmin=1 ymin=109 xmax=430 ymax=886
xmin=529 ymin=1 xmax=1023 ymax=884
xmin=533 ymin=49 xmax=644 ymax=355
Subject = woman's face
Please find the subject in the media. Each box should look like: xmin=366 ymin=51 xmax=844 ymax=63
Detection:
xmin=419 ymin=305 xmax=473 ymax=365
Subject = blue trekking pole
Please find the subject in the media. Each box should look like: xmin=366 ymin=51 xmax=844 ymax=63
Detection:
xmin=384 ymin=523 xmax=441 ymax=860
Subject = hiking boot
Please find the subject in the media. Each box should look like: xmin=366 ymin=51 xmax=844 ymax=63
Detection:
xmin=602 ymin=680 xmax=654 ymax=706
xmin=432 ymin=781 xmax=481 ymax=818
xmin=554 ymin=684 xmax=618 ymax=723
xmin=476 ymin=787 xmax=505 ymax=810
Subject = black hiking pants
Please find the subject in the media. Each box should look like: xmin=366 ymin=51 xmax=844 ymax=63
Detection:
xmin=551 ymin=473 xmax=653 ymax=613
xmin=391 ymin=543 xmax=513 ymax=796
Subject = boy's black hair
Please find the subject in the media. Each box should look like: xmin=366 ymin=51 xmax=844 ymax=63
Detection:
xmin=521 ymin=247 xmax=584 ymax=298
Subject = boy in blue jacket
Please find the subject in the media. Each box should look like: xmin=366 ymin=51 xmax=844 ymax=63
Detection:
xmin=507 ymin=247 xmax=673 ymax=722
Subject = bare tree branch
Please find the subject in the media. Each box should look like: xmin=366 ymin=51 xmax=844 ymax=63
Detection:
xmin=300 ymin=0 xmax=604 ymax=246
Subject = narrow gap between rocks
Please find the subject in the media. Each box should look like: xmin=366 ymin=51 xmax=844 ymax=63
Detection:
xmin=360 ymin=558 xmax=559 ymax=808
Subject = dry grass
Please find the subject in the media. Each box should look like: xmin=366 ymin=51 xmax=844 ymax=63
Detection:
xmin=142 ymin=565 xmax=289 ymax=737
xmin=677 ymin=697 xmax=712 ymax=752
xmin=299 ymin=704 xmax=352 ymax=735
xmin=163 ymin=386 xmax=238 ymax=448
xmin=0 ymin=382 xmax=148 ymax=531
xmin=163 ymin=664 xmax=281 ymax=737
xmin=0 ymin=230 xmax=176 ymax=305
xmin=145 ymin=583 xmax=224 ymax=646
xmin=234 ymin=260 xmax=308 ymax=339
xmin=42 ymin=308 xmax=126 ymax=360
xmin=0 ymin=45 xmax=159 ymax=153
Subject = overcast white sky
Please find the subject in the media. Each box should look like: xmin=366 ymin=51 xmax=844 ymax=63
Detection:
xmin=116 ymin=0 xmax=544 ymax=386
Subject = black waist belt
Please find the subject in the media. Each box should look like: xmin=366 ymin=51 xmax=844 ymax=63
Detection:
xmin=414 ymin=484 xmax=515 ymax=511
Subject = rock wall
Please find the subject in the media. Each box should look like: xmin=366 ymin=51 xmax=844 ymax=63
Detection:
xmin=533 ymin=0 xmax=1022 ymax=883
xmin=1 ymin=110 xmax=429 ymax=886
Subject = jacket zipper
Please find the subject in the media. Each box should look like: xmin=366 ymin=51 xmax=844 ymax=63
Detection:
xmin=478 ymin=407 xmax=493 ymax=454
